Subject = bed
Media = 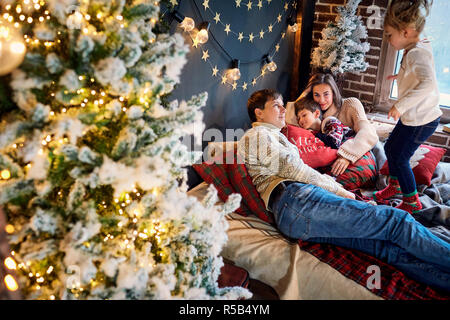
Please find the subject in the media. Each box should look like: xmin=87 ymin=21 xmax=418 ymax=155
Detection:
xmin=187 ymin=129 xmax=450 ymax=300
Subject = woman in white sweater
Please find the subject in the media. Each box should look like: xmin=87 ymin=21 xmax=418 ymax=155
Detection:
xmin=286 ymin=73 xmax=379 ymax=177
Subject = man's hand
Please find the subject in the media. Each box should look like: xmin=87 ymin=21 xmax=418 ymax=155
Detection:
xmin=331 ymin=157 xmax=350 ymax=176
xmin=388 ymin=105 xmax=401 ymax=121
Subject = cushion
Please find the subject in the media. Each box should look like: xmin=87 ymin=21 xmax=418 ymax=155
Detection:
xmin=189 ymin=184 xmax=450 ymax=300
xmin=320 ymin=151 xmax=377 ymax=191
xmin=192 ymin=148 xmax=274 ymax=224
xmin=281 ymin=124 xmax=338 ymax=168
xmin=379 ymin=144 xmax=446 ymax=186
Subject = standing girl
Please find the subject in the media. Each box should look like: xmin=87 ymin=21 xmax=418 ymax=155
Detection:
xmin=374 ymin=0 xmax=442 ymax=213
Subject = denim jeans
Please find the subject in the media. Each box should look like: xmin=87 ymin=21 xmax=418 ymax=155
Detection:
xmin=272 ymin=182 xmax=450 ymax=292
xmin=384 ymin=117 xmax=440 ymax=194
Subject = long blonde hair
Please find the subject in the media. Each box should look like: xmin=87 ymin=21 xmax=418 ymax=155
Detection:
xmin=384 ymin=0 xmax=433 ymax=32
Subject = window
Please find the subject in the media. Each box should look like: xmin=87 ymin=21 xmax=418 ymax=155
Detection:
xmin=375 ymin=0 xmax=450 ymax=122
xmin=390 ymin=0 xmax=450 ymax=108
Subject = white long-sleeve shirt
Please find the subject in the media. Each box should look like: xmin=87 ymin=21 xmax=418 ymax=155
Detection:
xmin=237 ymin=122 xmax=351 ymax=210
xmin=395 ymin=41 xmax=442 ymax=126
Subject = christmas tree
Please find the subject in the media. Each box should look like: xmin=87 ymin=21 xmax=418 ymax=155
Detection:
xmin=311 ymin=0 xmax=370 ymax=75
xmin=0 ymin=0 xmax=250 ymax=300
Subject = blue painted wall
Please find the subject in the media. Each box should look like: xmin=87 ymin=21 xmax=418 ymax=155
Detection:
xmin=166 ymin=0 xmax=297 ymax=139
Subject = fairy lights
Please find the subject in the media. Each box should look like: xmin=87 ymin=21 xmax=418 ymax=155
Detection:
xmin=171 ymin=0 xmax=297 ymax=90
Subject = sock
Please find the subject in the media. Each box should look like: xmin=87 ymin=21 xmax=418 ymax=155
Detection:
xmin=396 ymin=191 xmax=422 ymax=214
xmin=373 ymin=176 xmax=401 ymax=202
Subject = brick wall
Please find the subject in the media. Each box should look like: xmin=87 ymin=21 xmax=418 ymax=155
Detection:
xmin=312 ymin=0 xmax=449 ymax=162
xmin=312 ymin=0 xmax=388 ymax=110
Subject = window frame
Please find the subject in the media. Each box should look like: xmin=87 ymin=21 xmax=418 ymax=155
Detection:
xmin=374 ymin=33 xmax=450 ymax=123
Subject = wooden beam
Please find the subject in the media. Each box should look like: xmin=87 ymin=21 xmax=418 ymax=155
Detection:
xmin=290 ymin=0 xmax=316 ymax=100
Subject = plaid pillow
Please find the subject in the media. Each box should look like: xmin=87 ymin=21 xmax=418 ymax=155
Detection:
xmin=192 ymin=148 xmax=274 ymax=224
xmin=321 ymin=151 xmax=377 ymax=190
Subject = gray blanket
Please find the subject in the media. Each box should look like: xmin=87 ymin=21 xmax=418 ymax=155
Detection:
xmin=370 ymin=142 xmax=450 ymax=241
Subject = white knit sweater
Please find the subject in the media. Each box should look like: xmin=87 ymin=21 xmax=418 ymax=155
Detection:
xmin=394 ymin=41 xmax=442 ymax=126
xmin=237 ymin=122 xmax=351 ymax=210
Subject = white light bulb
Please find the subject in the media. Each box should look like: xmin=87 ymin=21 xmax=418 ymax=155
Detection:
xmin=264 ymin=61 xmax=277 ymax=72
xmin=196 ymin=29 xmax=209 ymax=44
xmin=180 ymin=17 xmax=195 ymax=32
xmin=288 ymin=23 xmax=298 ymax=33
xmin=226 ymin=68 xmax=241 ymax=82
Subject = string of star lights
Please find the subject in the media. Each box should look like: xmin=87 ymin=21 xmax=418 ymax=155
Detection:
xmin=201 ymin=0 xmax=296 ymax=43
xmin=170 ymin=0 xmax=298 ymax=91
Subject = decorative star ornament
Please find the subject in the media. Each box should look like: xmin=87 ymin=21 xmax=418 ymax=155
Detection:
xmin=242 ymin=82 xmax=248 ymax=91
xmin=248 ymin=33 xmax=254 ymax=42
xmin=212 ymin=66 xmax=219 ymax=77
xmin=202 ymin=0 xmax=210 ymax=10
xmin=238 ymin=32 xmax=244 ymax=42
xmin=252 ymin=78 xmax=257 ymax=86
xmin=235 ymin=0 xmax=242 ymax=7
xmin=193 ymin=37 xmax=200 ymax=48
xmin=221 ymin=75 xmax=228 ymax=84
xmin=277 ymin=14 xmax=282 ymax=23
xmin=268 ymin=24 xmax=273 ymax=32
xmin=202 ymin=50 xmax=209 ymax=61
xmin=232 ymin=82 xmax=237 ymax=91
xmin=259 ymin=29 xmax=265 ymax=39
xmin=224 ymin=24 xmax=231 ymax=35
xmin=275 ymin=44 xmax=280 ymax=52
xmin=213 ymin=12 xmax=221 ymax=24
xmin=267 ymin=0 xmax=272 ymax=3
xmin=284 ymin=3 xmax=289 ymax=11
xmin=247 ymin=1 xmax=252 ymax=10
xmin=281 ymin=32 xmax=286 ymax=39
xmin=257 ymin=0 xmax=263 ymax=9
xmin=169 ymin=0 xmax=178 ymax=6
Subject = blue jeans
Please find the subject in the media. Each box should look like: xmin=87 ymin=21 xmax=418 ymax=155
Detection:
xmin=272 ymin=182 xmax=450 ymax=292
xmin=384 ymin=117 xmax=440 ymax=194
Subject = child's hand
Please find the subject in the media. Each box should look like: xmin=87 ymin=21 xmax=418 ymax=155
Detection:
xmin=388 ymin=105 xmax=401 ymax=121
xmin=387 ymin=74 xmax=398 ymax=82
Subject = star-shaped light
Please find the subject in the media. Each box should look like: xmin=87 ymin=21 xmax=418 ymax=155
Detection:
xmin=202 ymin=0 xmax=210 ymax=10
xmin=268 ymin=24 xmax=273 ymax=32
xmin=235 ymin=0 xmax=242 ymax=7
xmin=257 ymin=0 xmax=263 ymax=9
xmin=248 ymin=33 xmax=254 ymax=42
xmin=267 ymin=0 xmax=272 ymax=3
xmin=224 ymin=24 xmax=231 ymax=35
xmin=259 ymin=29 xmax=265 ymax=39
xmin=247 ymin=1 xmax=252 ymax=10
xmin=261 ymin=68 xmax=266 ymax=77
xmin=221 ymin=75 xmax=228 ymax=84
xmin=202 ymin=50 xmax=209 ymax=61
xmin=232 ymin=82 xmax=237 ymax=91
xmin=212 ymin=66 xmax=219 ymax=77
xmin=213 ymin=12 xmax=221 ymax=24
xmin=242 ymin=82 xmax=248 ymax=91
xmin=284 ymin=3 xmax=289 ymax=11
xmin=169 ymin=0 xmax=178 ymax=6
xmin=252 ymin=78 xmax=257 ymax=86
xmin=275 ymin=44 xmax=280 ymax=52
xmin=193 ymin=37 xmax=200 ymax=48
xmin=238 ymin=32 xmax=244 ymax=42
xmin=277 ymin=14 xmax=282 ymax=23
xmin=281 ymin=32 xmax=286 ymax=39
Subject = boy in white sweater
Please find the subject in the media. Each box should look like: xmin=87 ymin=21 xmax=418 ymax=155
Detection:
xmin=374 ymin=0 xmax=442 ymax=214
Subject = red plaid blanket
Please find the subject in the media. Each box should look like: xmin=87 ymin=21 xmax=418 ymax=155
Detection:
xmin=193 ymin=149 xmax=450 ymax=300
